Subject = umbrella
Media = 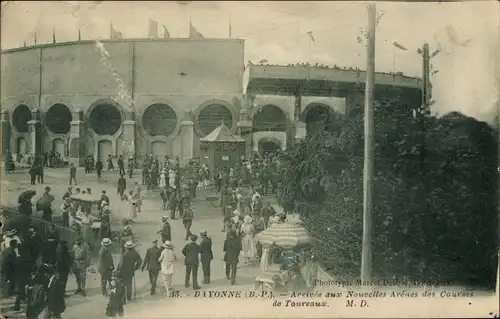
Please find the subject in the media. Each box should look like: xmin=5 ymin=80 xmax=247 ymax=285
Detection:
xmin=18 ymin=190 xmax=36 ymax=204
xmin=256 ymin=222 xmax=311 ymax=249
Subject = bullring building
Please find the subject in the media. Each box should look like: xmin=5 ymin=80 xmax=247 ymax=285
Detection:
xmin=0 ymin=37 xmax=423 ymax=166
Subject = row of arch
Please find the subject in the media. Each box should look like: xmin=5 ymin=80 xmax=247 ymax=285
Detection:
xmin=10 ymin=101 xmax=341 ymax=138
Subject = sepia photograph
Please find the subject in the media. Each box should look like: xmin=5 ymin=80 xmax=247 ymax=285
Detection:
xmin=0 ymin=1 xmax=499 ymax=318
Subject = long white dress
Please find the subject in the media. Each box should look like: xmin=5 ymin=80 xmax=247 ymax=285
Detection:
xmin=240 ymin=222 xmax=256 ymax=259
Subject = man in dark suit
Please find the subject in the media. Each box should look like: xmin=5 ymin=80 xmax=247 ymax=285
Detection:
xmin=181 ymin=234 xmax=201 ymax=290
xmin=223 ymin=230 xmax=242 ymax=285
xmin=141 ymin=240 xmax=162 ymax=295
xmin=199 ymin=231 xmax=213 ymax=284
xmin=97 ymin=238 xmax=114 ymax=296
xmin=116 ymin=241 xmax=142 ymax=302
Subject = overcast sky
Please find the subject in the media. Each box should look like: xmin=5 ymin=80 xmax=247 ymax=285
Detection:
xmin=1 ymin=1 xmax=499 ymax=122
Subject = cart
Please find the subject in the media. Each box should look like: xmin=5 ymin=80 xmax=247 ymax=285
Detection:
xmin=69 ymin=193 xmax=103 ymax=246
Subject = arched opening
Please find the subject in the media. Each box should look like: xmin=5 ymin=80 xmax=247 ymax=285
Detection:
xmin=12 ymin=104 xmax=31 ymax=133
xmin=89 ymin=103 xmax=122 ymax=136
xmin=52 ymin=138 xmax=65 ymax=156
xmin=253 ymin=105 xmax=286 ymax=132
xmin=258 ymin=138 xmax=281 ymax=156
xmin=143 ymin=104 xmax=177 ymax=137
xmin=151 ymin=141 xmax=167 ymax=158
xmin=97 ymin=140 xmax=113 ymax=160
xmin=46 ymin=104 xmax=72 ymax=134
xmin=17 ymin=137 xmax=26 ymax=154
xmin=304 ymin=103 xmax=343 ymax=135
xmin=198 ymin=104 xmax=233 ymax=136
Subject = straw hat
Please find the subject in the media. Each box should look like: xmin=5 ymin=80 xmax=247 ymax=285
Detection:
xmin=161 ymin=216 xmax=168 ymax=221
xmin=244 ymin=215 xmax=253 ymax=223
xmin=5 ymin=229 xmax=17 ymax=236
xmin=101 ymin=238 xmax=112 ymax=246
xmin=233 ymin=210 xmax=241 ymax=216
xmin=162 ymin=241 xmax=173 ymax=248
xmin=101 ymin=201 xmax=109 ymax=208
xmin=124 ymin=241 xmax=134 ymax=248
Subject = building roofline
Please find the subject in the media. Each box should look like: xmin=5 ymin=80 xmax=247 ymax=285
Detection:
xmin=1 ymin=37 xmax=245 ymax=54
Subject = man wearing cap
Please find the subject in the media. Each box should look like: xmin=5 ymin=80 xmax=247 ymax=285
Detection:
xmin=72 ymin=236 xmax=91 ymax=296
xmin=141 ymin=239 xmax=161 ymax=295
xmin=181 ymin=234 xmax=201 ymax=290
xmin=158 ymin=216 xmax=171 ymax=243
xmin=199 ymin=231 xmax=213 ymax=284
xmin=116 ymin=241 xmax=142 ymax=302
xmin=98 ymin=238 xmax=115 ymax=296
xmin=38 ymin=186 xmax=55 ymax=222
xmin=117 ymin=155 xmax=125 ymax=176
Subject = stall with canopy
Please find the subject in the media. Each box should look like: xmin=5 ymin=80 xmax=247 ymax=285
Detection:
xmin=199 ymin=123 xmax=245 ymax=175
xmin=255 ymin=216 xmax=315 ymax=292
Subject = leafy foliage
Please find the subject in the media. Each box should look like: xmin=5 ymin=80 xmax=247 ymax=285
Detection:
xmin=276 ymin=100 xmax=498 ymax=289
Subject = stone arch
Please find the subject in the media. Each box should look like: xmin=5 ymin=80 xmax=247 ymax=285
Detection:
xmin=302 ymin=102 xmax=343 ymax=134
xmin=12 ymin=104 xmax=32 ymax=133
xmin=142 ymin=103 xmax=178 ymax=137
xmin=45 ymin=103 xmax=72 ymax=134
xmin=252 ymin=104 xmax=287 ymax=132
xmin=195 ymin=100 xmax=236 ymax=137
xmin=87 ymin=100 xmax=124 ymax=136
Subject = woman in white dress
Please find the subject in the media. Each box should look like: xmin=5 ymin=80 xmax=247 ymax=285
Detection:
xmin=240 ymin=215 xmax=256 ymax=265
xmin=158 ymin=241 xmax=177 ymax=296
xmin=126 ymin=190 xmax=137 ymax=221
xmin=76 ymin=210 xmax=94 ymax=248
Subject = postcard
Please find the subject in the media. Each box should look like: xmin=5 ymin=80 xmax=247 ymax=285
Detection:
xmin=0 ymin=1 xmax=498 ymax=318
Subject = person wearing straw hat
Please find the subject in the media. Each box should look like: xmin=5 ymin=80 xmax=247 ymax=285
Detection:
xmin=141 ymin=239 xmax=161 ymax=295
xmin=240 ymin=215 xmax=256 ymax=265
xmin=158 ymin=241 xmax=177 ymax=296
xmin=116 ymin=241 xmax=142 ymax=302
xmin=98 ymin=238 xmax=115 ymax=296
xmin=199 ymin=231 xmax=213 ymax=284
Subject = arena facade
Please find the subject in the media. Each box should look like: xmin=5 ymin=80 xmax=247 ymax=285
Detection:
xmin=0 ymin=38 xmax=423 ymax=166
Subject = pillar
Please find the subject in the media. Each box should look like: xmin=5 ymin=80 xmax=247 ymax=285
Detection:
xmin=27 ymin=109 xmax=42 ymax=160
xmin=1 ymin=110 xmax=10 ymax=158
xmin=120 ymin=111 xmax=136 ymax=161
xmin=293 ymin=94 xmax=306 ymax=140
xmin=237 ymin=107 xmax=253 ymax=158
xmin=180 ymin=110 xmax=194 ymax=166
xmin=68 ymin=109 xmax=86 ymax=167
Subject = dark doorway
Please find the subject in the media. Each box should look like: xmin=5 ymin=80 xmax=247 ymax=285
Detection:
xmin=258 ymin=139 xmax=281 ymax=156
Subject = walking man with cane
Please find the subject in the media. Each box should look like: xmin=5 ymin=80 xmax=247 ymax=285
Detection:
xmin=116 ymin=241 xmax=142 ymax=303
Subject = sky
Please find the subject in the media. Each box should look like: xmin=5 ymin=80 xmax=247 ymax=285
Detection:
xmin=1 ymin=1 xmax=499 ymax=123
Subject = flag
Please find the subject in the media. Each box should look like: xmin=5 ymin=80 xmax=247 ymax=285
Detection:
xmin=163 ymin=25 xmax=170 ymax=38
xmin=189 ymin=22 xmax=204 ymax=39
xmin=307 ymin=31 xmax=315 ymax=42
xmin=149 ymin=19 xmax=159 ymax=38
xmin=53 ymin=29 xmax=56 ymax=43
xmin=392 ymin=41 xmax=407 ymax=51
xmin=110 ymin=23 xmax=123 ymax=39
xmin=431 ymin=49 xmax=441 ymax=58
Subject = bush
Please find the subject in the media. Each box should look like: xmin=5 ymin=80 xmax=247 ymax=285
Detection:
xmin=276 ymin=100 xmax=498 ymax=289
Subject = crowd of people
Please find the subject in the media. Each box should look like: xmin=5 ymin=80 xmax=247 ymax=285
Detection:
xmin=0 ymin=149 xmax=294 ymax=318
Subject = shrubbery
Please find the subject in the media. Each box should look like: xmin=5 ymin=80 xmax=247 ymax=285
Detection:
xmin=276 ymin=100 xmax=498 ymax=289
